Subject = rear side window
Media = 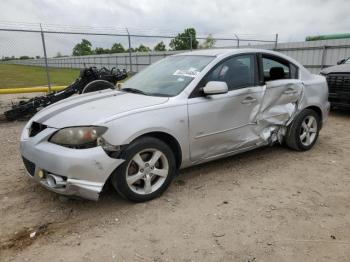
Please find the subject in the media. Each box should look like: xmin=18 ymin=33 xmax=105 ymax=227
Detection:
xmin=202 ymin=55 xmax=256 ymax=91
xmin=262 ymin=55 xmax=298 ymax=81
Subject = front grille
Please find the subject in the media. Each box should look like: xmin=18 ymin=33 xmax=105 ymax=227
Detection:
xmin=22 ymin=157 xmax=35 ymax=176
xmin=29 ymin=122 xmax=47 ymax=137
xmin=326 ymin=73 xmax=350 ymax=93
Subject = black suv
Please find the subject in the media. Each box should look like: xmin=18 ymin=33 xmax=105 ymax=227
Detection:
xmin=321 ymin=57 xmax=350 ymax=108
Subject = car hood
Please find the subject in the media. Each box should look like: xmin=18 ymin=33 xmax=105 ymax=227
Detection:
xmin=321 ymin=64 xmax=350 ymax=74
xmin=32 ymin=90 xmax=169 ymax=128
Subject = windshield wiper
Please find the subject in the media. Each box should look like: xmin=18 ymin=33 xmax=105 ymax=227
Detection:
xmin=122 ymin=87 xmax=148 ymax=95
xmin=122 ymin=88 xmax=171 ymax=97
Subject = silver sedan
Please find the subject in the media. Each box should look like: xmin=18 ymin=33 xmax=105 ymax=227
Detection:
xmin=20 ymin=49 xmax=330 ymax=202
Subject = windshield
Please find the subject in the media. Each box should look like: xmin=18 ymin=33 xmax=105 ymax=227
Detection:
xmin=122 ymin=55 xmax=214 ymax=96
xmin=345 ymin=57 xmax=350 ymax=64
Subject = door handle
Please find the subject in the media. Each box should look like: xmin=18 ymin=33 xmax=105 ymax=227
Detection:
xmin=283 ymin=88 xmax=298 ymax=95
xmin=241 ymin=96 xmax=257 ymax=104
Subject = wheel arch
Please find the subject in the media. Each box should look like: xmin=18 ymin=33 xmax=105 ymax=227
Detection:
xmin=304 ymin=105 xmax=323 ymax=128
xmin=134 ymin=131 xmax=183 ymax=169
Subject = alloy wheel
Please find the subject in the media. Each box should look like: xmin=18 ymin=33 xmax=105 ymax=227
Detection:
xmin=299 ymin=115 xmax=318 ymax=146
xmin=126 ymin=148 xmax=169 ymax=195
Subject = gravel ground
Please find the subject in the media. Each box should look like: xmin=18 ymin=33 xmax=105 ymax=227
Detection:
xmin=0 ymin=110 xmax=350 ymax=262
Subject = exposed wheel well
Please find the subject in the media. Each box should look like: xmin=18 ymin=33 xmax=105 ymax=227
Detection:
xmin=305 ymin=106 xmax=323 ymax=128
xmin=138 ymin=132 xmax=182 ymax=168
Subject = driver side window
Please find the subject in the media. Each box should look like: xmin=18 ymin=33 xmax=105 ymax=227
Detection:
xmin=202 ymin=55 xmax=256 ymax=91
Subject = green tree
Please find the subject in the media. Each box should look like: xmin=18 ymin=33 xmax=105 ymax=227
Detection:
xmin=169 ymin=28 xmax=199 ymax=50
xmin=72 ymin=39 xmax=93 ymax=56
xmin=19 ymin=56 xmax=32 ymax=60
xmin=110 ymin=43 xmax=125 ymax=53
xmin=154 ymin=41 xmax=166 ymax=51
xmin=94 ymin=47 xmax=110 ymax=54
xmin=1 ymin=56 xmax=14 ymax=61
xmin=199 ymin=34 xmax=216 ymax=49
xmin=135 ymin=44 xmax=151 ymax=52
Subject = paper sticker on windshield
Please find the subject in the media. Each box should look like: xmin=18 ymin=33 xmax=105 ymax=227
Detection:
xmin=173 ymin=69 xmax=199 ymax=78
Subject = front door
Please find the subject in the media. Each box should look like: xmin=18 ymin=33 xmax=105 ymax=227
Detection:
xmin=188 ymin=54 xmax=263 ymax=162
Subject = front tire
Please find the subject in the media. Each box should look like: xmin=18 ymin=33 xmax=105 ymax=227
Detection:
xmin=82 ymin=80 xmax=115 ymax=94
xmin=111 ymin=137 xmax=176 ymax=202
xmin=286 ymin=109 xmax=320 ymax=151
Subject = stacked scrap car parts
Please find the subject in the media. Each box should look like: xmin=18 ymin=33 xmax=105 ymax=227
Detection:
xmin=4 ymin=67 xmax=127 ymax=121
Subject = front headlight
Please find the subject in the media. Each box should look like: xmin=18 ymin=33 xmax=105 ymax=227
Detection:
xmin=49 ymin=126 xmax=107 ymax=148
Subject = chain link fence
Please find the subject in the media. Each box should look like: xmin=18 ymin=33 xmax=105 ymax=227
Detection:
xmin=0 ymin=22 xmax=277 ymax=90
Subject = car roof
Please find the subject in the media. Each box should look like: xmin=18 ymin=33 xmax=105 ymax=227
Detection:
xmin=175 ymin=48 xmax=312 ymax=80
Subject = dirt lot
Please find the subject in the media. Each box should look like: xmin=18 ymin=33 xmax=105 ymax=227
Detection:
xmin=1 ymin=110 xmax=350 ymax=262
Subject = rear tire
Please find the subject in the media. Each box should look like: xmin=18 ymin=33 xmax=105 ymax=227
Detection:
xmin=82 ymin=80 xmax=115 ymax=94
xmin=111 ymin=137 xmax=176 ymax=202
xmin=286 ymin=109 xmax=320 ymax=151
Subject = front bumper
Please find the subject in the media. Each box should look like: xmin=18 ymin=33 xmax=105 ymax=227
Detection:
xmin=20 ymin=126 xmax=124 ymax=201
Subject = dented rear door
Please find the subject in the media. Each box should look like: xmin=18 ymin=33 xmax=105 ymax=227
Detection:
xmin=257 ymin=79 xmax=303 ymax=126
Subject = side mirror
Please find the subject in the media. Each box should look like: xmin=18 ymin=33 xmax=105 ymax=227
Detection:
xmin=337 ymin=59 xmax=345 ymax=65
xmin=202 ymin=81 xmax=228 ymax=95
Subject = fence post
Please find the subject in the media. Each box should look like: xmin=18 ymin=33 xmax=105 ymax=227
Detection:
xmin=274 ymin=34 xmax=279 ymax=50
xmin=135 ymin=54 xmax=139 ymax=72
xmin=126 ymin=27 xmax=133 ymax=72
xmin=190 ymin=36 xmax=193 ymax=51
xmin=234 ymin=34 xmax=239 ymax=48
xmin=321 ymin=45 xmax=327 ymax=70
xmin=40 ymin=23 xmax=52 ymax=93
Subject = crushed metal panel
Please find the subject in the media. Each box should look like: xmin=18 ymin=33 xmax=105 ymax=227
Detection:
xmin=253 ymin=79 xmax=304 ymax=144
